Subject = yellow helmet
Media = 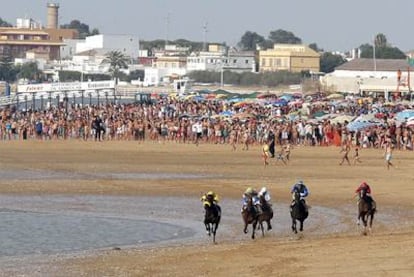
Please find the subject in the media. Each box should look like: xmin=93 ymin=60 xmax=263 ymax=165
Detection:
xmin=207 ymin=191 xmax=214 ymax=196
xmin=203 ymin=201 xmax=211 ymax=207
xmin=245 ymin=187 xmax=253 ymax=194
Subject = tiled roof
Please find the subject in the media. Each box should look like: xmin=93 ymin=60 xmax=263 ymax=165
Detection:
xmin=336 ymin=58 xmax=413 ymax=71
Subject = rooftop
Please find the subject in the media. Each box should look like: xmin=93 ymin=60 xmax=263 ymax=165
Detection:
xmin=336 ymin=58 xmax=413 ymax=71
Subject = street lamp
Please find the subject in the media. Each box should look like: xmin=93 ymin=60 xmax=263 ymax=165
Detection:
xmin=220 ymin=59 xmax=224 ymax=88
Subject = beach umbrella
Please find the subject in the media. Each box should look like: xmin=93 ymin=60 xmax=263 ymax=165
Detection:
xmin=219 ymin=111 xmax=234 ymax=117
xmin=280 ymin=94 xmax=294 ymax=101
xmin=327 ymin=93 xmax=344 ymax=100
xmin=330 ymin=115 xmax=356 ymax=124
xmin=313 ymin=111 xmax=327 ymax=118
xmin=396 ymin=110 xmax=414 ymax=121
xmin=347 ymin=121 xmax=377 ymax=132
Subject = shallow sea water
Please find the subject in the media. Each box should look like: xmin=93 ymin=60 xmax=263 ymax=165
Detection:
xmin=0 ymin=169 xmax=410 ymax=267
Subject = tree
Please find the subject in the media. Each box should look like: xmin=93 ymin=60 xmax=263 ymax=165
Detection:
xmin=0 ymin=53 xmax=17 ymax=82
xmin=0 ymin=18 xmax=12 ymax=27
xmin=360 ymin=33 xmax=407 ymax=59
xmin=128 ymin=70 xmax=144 ymax=82
xmin=61 ymin=20 xmax=99 ymax=39
xmin=58 ymin=70 xmax=81 ymax=82
xmin=320 ymin=52 xmax=347 ymax=73
xmin=360 ymin=44 xmax=406 ymax=59
xmin=17 ymin=62 xmax=41 ymax=81
xmin=102 ymin=51 xmax=129 ymax=84
xmin=309 ymin=43 xmax=323 ymax=52
xmin=91 ymin=28 xmax=100 ymax=36
xmin=238 ymin=31 xmax=265 ymax=51
xmin=268 ymin=29 xmax=302 ymax=44
xmin=374 ymin=33 xmax=388 ymax=48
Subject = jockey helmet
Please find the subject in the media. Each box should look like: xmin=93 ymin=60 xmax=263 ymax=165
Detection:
xmin=245 ymin=187 xmax=253 ymax=195
xmin=361 ymin=182 xmax=368 ymax=187
xmin=259 ymin=187 xmax=267 ymax=195
xmin=207 ymin=191 xmax=214 ymax=196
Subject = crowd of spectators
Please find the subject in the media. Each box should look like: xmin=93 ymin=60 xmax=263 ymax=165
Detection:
xmin=0 ymin=94 xmax=413 ymax=151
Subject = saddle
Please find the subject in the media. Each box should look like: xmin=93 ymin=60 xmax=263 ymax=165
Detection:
xmin=361 ymin=196 xmax=376 ymax=210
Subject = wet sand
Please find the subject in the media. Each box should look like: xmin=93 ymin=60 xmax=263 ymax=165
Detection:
xmin=0 ymin=141 xmax=413 ymax=276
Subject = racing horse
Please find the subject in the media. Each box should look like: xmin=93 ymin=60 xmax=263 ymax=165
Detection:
xmin=357 ymin=188 xmax=376 ymax=234
xmin=241 ymin=197 xmax=259 ymax=239
xmin=257 ymin=195 xmax=273 ymax=237
xmin=203 ymin=201 xmax=221 ymax=243
xmin=290 ymin=190 xmax=308 ymax=233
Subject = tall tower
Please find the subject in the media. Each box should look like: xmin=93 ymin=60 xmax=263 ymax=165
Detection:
xmin=47 ymin=3 xmax=59 ymax=29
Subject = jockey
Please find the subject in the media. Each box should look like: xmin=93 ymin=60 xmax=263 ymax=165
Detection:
xmin=201 ymin=191 xmax=219 ymax=207
xmin=290 ymin=179 xmax=309 ymax=212
xmin=258 ymin=187 xmax=271 ymax=203
xmin=258 ymin=187 xmax=271 ymax=212
xmin=242 ymin=187 xmax=262 ymax=215
xmin=355 ymin=181 xmax=371 ymax=195
xmin=355 ymin=181 xmax=374 ymax=205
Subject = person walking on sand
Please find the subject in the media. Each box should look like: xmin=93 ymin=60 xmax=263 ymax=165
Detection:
xmin=262 ymin=143 xmax=270 ymax=167
xmin=384 ymin=141 xmax=394 ymax=170
xmin=353 ymin=146 xmax=362 ymax=165
xmin=339 ymin=142 xmax=351 ymax=166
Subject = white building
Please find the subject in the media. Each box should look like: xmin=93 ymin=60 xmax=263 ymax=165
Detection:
xmin=75 ymin=34 xmax=140 ymax=59
xmin=225 ymin=49 xmax=256 ymax=73
xmin=60 ymin=39 xmax=84 ymax=59
xmin=144 ymin=67 xmax=187 ymax=87
xmin=187 ymin=46 xmax=255 ymax=73
xmin=321 ymin=58 xmax=413 ymax=97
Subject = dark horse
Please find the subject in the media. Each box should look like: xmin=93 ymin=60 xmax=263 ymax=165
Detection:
xmin=204 ymin=202 xmax=221 ymax=243
xmin=257 ymin=195 xmax=273 ymax=237
xmin=241 ymin=197 xmax=259 ymax=239
xmin=357 ymin=188 xmax=376 ymax=234
xmin=290 ymin=190 xmax=308 ymax=233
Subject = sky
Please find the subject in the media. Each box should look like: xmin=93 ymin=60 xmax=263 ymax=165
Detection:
xmin=2 ymin=0 xmax=413 ymax=52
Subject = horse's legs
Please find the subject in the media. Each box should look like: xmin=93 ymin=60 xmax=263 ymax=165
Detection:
xmin=212 ymin=223 xmax=217 ymax=243
xmin=205 ymin=222 xmax=211 ymax=236
xmin=267 ymin=220 xmax=272 ymax=231
xmin=243 ymin=222 xmax=248 ymax=234
xmin=251 ymin=221 xmax=257 ymax=239
xmin=369 ymin=213 xmax=374 ymax=232
xmin=260 ymin=221 xmax=265 ymax=237
xmin=299 ymin=220 xmax=304 ymax=232
xmin=292 ymin=218 xmax=297 ymax=233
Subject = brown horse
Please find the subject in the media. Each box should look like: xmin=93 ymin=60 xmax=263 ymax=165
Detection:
xmin=357 ymin=188 xmax=376 ymax=235
xmin=203 ymin=202 xmax=221 ymax=243
xmin=241 ymin=197 xmax=259 ymax=239
xmin=257 ymin=195 xmax=273 ymax=237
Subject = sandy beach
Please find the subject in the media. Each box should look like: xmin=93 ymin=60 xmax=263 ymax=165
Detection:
xmin=0 ymin=141 xmax=413 ymax=276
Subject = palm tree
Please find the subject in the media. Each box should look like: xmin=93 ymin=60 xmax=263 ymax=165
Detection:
xmin=102 ymin=50 xmax=129 ymax=84
xmin=374 ymin=33 xmax=388 ymax=49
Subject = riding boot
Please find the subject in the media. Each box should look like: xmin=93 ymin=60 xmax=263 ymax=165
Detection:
xmin=256 ymin=205 xmax=262 ymax=215
xmin=302 ymin=200 xmax=308 ymax=213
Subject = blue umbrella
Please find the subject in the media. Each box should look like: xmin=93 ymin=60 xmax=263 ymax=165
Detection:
xmin=347 ymin=121 xmax=377 ymax=132
xmin=219 ymin=111 xmax=234 ymax=117
xmin=396 ymin=110 xmax=414 ymax=121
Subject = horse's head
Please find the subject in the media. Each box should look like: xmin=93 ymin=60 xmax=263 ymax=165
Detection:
xmin=360 ymin=188 xmax=367 ymax=199
xmin=259 ymin=195 xmax=268 ymax=207
xmin=203 ymin=201 xmax=212 ymax=210
xmin=293 ymin=189 xmax=301 ymax=202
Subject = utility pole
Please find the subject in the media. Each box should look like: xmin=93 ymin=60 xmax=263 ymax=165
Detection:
xmin=165 ymin=12 xmax=170 ymax=48
xmin=373 ymin=36 xmax=377 ymax=72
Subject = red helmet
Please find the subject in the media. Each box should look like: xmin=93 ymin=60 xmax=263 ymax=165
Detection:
xmin=360 ymin=182 xmax=368 ymax=187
